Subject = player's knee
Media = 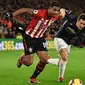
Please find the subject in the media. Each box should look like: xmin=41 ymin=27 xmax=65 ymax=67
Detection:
xmin=24 ymin=60 xmax=33 ymax=66
xmin=41 ymin=60 xmax=47 ymax=63
xmin=62 ymin=55 xmax=68 ymax=61
xmin=40 ymin=57 xmax=48 ymax=64
xmin=60 ymin=52 xmax=68 ymax=61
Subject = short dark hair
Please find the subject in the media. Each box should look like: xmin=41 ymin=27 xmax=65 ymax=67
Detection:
xmin=49 ymin=1 xmax=60 ymax=8
xmin=77 ymin=13 xmax=85 ymax=21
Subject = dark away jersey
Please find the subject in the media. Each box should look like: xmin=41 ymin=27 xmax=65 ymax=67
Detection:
xmin=57 ymin=17 xmax=85 ymax=45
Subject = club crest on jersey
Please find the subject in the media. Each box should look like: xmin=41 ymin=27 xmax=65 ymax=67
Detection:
xmin=33 ymin=10 xmax=38 ymax=14
xmin=43 ymin=41 xmax=48 ymax=50
xmin=29 ymin=47 xmax=32 ymax=52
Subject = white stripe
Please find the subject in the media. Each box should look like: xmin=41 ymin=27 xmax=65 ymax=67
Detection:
xmin=35 ymin=29 xmax=43 ymax=38
xmin=26 ymin=29 xmax=31 ymax=35
xmin=38 ymin=20 xmax=49 ymax=38
xmin=40 ymin=28 xmax=47 ymax=37
xmin=30 ymin=18 xmax=44 ymax=37
xmin=39 ymin=20 xmax=49 ymax=38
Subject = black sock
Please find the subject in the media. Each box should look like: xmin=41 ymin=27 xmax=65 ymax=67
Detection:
xmin=19 ymin=57 xmax=24 ymax=64
xmin=30 ymin=61 xmax=46 ymax=78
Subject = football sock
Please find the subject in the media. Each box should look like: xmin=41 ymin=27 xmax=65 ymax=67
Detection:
xmin=47 ymin=58 xmax=59 ymax=65
xmin=20 ymin=57 xmax=24 ymax=64
xmin=19 ymin=53 xmax=25 ymax=64
xmin=59 ymin=59 xmax=67 ymax=78
xmin=19 ymin=56 xmax=30 ymax=66
xmin=30 ymin=61 xmax=46 ymax=78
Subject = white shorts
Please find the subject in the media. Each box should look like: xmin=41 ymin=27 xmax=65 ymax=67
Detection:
xmin=54 ymin=38 xmax=71 ymax=54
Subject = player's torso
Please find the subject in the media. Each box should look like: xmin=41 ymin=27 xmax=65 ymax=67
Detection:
xmin=58 ymin=21 xmax=81 ymax=44
xmin=26 ymin=10 xmax=51 ymax=38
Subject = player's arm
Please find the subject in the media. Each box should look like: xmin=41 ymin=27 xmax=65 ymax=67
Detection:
xmin=13 ymin=8 xmax=34 ymax=17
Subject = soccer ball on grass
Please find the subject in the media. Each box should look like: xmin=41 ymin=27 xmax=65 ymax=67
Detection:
xmin=69 ymin=78 xmax=83 ymax=85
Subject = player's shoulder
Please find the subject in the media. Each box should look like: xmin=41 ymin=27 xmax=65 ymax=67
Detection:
xmin=67 ymin=15 xmax=77 ymax=26
xmin=33 ymin=9 xmax=47 ymax=14
xmin=33 ymin=9 xmax=46 ymax=14
xmin=33 ymin=9 xmax=47 ymax=18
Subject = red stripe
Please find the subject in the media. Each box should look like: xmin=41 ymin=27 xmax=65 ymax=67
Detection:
xmin=33 ymin=28 xmax=42 ymax=37
xmin=38 ymin=62 xmax=45 ymax=67
xmin=39 ymin=28 xmax=46 ymax=37
xmin=36 ymin=66 xmax=44 ymax=70
xmin=24 ymin=40 xmax=28 ymax=52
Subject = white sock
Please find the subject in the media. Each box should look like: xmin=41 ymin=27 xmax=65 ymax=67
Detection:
xmin=59 ymin=59 xmax=67 ymax=78
xmin=47 ymin=58 xmax=59 ymax=65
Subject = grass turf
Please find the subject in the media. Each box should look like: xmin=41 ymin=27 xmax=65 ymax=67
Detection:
xmin=0 ymin=47 xmax=85 ymax=85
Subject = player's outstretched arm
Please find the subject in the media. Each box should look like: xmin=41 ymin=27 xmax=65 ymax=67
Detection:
xmin=13 ymin=8 xmax=34 ymax=17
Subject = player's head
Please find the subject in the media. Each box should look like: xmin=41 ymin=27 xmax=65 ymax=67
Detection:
xmin=47 ymin=1 xmax=60 ymax=18
xmin=76 ymin=13 xmax=85 ymax=29
xmin=49 ymin=1 xmax=60 ymax=8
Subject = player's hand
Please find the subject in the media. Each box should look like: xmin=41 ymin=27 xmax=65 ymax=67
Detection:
xmin=59 ymin=8 xmax=66 ymax=19
xmin=6 ymin=12 xmax=13 ymax=19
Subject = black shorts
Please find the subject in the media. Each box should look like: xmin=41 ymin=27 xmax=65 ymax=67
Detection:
xmin=23 ymin=34 xmax=48 ymax=55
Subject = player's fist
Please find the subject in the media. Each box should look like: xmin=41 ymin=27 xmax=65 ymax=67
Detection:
xmin=60 ymin=8 xmax=66 ymax=19
xmin=6 ymin=12 xmax=13 ymax=19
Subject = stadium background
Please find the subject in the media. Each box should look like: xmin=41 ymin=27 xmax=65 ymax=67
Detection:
xmin=0 ymin=0 xmax=85 ymax=85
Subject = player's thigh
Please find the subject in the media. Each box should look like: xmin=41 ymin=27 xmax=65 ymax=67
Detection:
xmin=23 ymin=35 xmax=35 ymax=65
xmin=54 ymin=38 xmax=68 ymax=52
xmin=37 ymin=51 xmax=50 ymax=63
xmin=54 ymin=38 xmax=69 ymax=61
xmin=36 ymin=38 xmax=49 ymax=63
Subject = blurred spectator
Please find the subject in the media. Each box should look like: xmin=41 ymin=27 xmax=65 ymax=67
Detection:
xmin=0 ymin=0 xmax=85 ymax=39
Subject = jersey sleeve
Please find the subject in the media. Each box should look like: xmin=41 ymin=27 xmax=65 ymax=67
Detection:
xmin=66 ymin=14 xmax=77 ymax=22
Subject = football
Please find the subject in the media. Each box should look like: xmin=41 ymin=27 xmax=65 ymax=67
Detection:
xmin=69 ymin=78 xmax=83 ymax=85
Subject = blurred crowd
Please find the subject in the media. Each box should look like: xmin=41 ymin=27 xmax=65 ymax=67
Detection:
xmin=0 ymin=0 xmax=85 ymax=47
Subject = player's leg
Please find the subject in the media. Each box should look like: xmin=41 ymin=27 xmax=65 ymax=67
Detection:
xmin=17 ymin=35 xmax=35 ymax=67
xmin=54 ymin=38 xmax=71 ymax=82
xmin=29 ymin=59 xmax=47 ymax=83
xmin=17 ymin=53 xmax=25 ymax=67
xmin=47 ymin=58 xmax=59 ymax=65
xmin=29 ymin=51 xmax=50 ymax=83
xmin=58 ymin=48 xmax=68 ymax=82
xmin=29 ymin=38 xmax=49 ymax=83
xmin=17 ymin=53 xmax=34 ymax=67
xmin=58 ymin=45 xmax=71 ymax=81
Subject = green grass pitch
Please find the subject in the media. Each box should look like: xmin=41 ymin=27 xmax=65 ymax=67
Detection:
xmin=0 ymin=47 xmax=85 ymax=85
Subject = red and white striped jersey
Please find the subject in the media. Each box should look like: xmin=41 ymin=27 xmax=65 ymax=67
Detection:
xmin=26 ymin=9 xmax=59 ymax=38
